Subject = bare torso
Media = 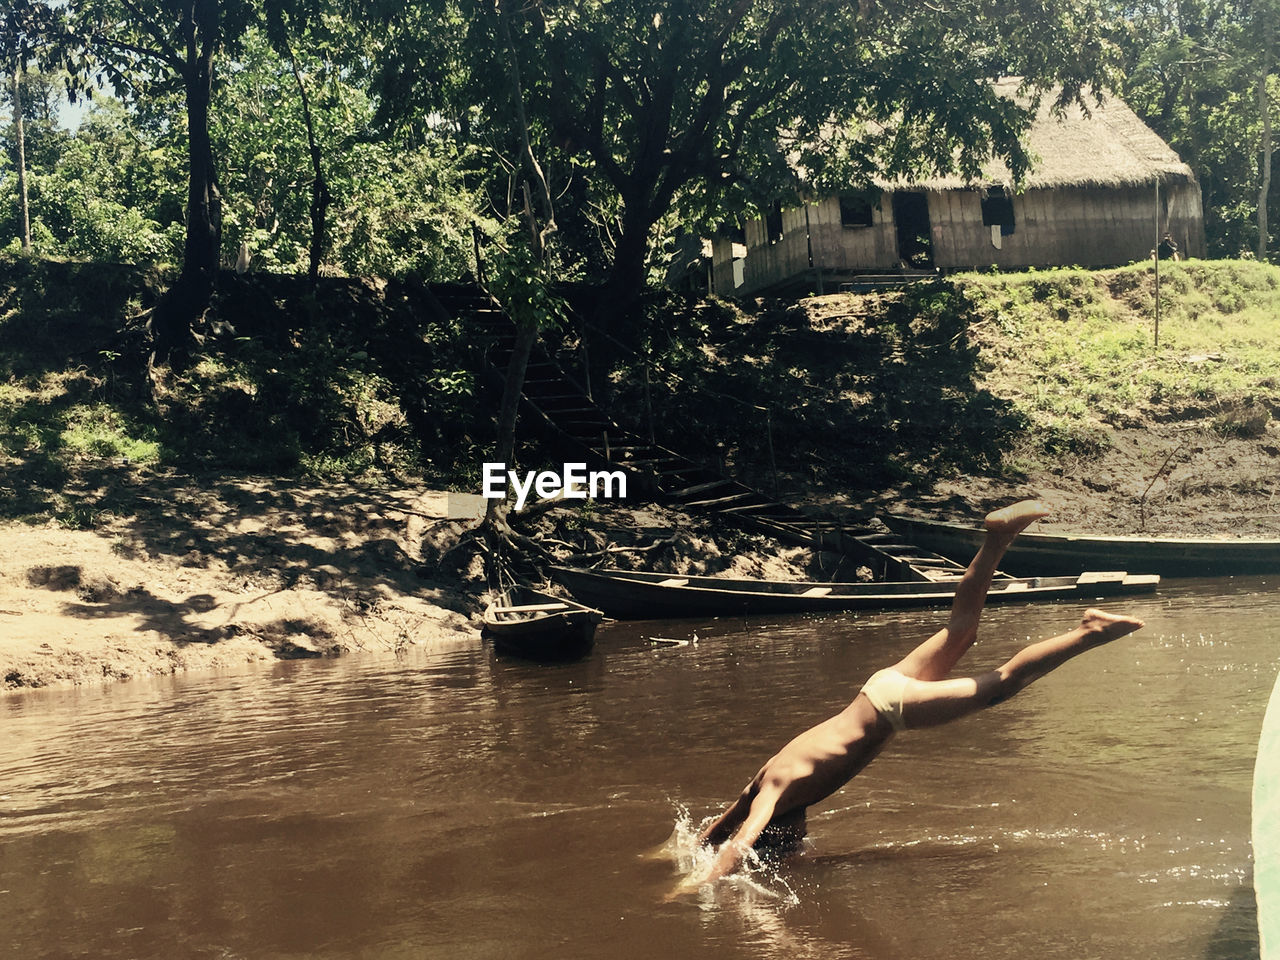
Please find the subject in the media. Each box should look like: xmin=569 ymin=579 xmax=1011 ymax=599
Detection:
xmin=758 ymin=692 xmax=895 ymax=823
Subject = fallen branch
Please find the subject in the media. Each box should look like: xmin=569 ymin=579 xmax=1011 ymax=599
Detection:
xmin=562 ymin=535 xmax=679 ymax=564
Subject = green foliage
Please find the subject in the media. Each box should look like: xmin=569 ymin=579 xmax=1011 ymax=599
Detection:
xmin=485 ymin=238 xmax=567 ymax=331
xmin=1 ymin=90 xmax=185 ymax=261
xmin=1111 ymin=0 xmax=1280 ymax=257
xmin=0 ymin=259 xmax=485 ymax=521
xmin=212 ymin=25 xmax=483 ymax=280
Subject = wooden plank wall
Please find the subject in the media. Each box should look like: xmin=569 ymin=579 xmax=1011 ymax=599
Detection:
xmin=709 ymin=182 xmax=1207 ymax=297
xmin=805 ymin=196 xmax=898 ymax=274
xmin=928 ymin=185 xmax=1207 ymax=269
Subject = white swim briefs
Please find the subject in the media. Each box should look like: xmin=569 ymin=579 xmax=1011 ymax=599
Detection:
xmin=861 ymin=667 xmax=911 ymax=732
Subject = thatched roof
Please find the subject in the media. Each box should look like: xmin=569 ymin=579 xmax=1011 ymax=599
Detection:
xmin=890 ymin=79 xmax=1195 ymax=192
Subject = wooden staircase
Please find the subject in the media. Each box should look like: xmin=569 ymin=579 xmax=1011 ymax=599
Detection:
xmin=432 ymin=283 xmax=981 ymax=584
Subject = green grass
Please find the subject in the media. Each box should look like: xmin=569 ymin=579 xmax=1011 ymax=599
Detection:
xmin=0 ymin=373 xmax=161 ymax=464
xmin=954 ymin=260 xmax=1280 ymax=461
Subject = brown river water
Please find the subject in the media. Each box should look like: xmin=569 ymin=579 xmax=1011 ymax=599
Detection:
xmin=2 ymin=576 xmax=1276 ymax=960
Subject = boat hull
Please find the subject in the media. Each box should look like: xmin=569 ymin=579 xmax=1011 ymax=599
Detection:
xmin=1256 ymin=668 xmax=1280 ymax=959
xmin=885 ymin=513 xmax=1280 ymax=578
xmin=550 ymin=566 xmax=1158 ymax=621
xmin=482 ymin=591 xmax=603 ymax=660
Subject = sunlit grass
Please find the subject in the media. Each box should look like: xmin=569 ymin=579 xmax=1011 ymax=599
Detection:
xmin=955 ymin=260 xmax=1280 ymax=460
xmin=0 ymin=373 xmax=161 ymax=463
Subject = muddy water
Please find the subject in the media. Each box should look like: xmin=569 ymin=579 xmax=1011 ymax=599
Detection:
xmin=2 ymin=578 xmax=1275 ymax=960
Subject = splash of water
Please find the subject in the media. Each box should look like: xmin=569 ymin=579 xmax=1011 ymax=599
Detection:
xmin=658 ymin=803 xmax=800 ymax=906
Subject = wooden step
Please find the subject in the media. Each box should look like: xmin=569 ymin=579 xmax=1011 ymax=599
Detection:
xmin=720 ymin=501 xmax=789 ymax=515
xmin=683 ymin=492 xmax=761 ymax=508
xmin=628 ymin=458 xmax=687 ymax=469
xmin=545 ymin=409 xmax=605 ymax=420
xmin=667 ymin=479 xmax=736 ymax=498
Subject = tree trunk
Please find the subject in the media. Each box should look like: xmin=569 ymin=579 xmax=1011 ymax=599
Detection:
xmin=154 ymin=0 xmax=222 ymax=361
xmin=594 ymin=201 xmax=654 ymax=327
xmin=10 ymin=65 xmax=30 ymax=253
xmin=183 ymin=44 xmax=222 ymax=279
xmin=480 ymin=0 xmax=560 ymax=585
xmin=287 ymin=44 xmax=330 ymax=286
xmin=1261 ymin=54 xmax=1273 ymax=259
xmin=483 ymin=317 xmax=538 ymax=523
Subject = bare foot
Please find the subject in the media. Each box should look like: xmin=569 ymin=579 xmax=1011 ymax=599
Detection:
xmin=1080 ymin=608 xmax=1145 ymax=643
xmin=984 ymin=500 xmax=1052 ymax=540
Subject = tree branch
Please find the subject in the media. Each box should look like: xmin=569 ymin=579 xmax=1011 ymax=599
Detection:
xmin=114 ymin=0 xmax=184 ymax=67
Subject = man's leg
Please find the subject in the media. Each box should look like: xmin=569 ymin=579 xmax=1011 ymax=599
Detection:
xmin=893 ymin=500 xmax=1051 ymax=682
xmin=897 ymin=608 xmax=1145 ymax=729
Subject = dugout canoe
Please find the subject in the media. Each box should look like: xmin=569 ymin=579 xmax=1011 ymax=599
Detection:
xmin=482 ymin=588 xmax=603 ymax=660
xmin=884 ymin=513 xmax=1280 ymax=578
xmin=1255 ymin=668 xmax=1280 ymax=959
xmin=549 ymin=565 xmax=1159 ymax=621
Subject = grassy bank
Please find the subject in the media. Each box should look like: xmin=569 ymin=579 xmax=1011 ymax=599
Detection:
xmin=0 ymin=258 xmax=484 ymax=526
xmin=599 ymin=260 xmax=1279 ymax=501
xmin=1 ymin=256 xmax=1277 ymax=534
xmin=956 ymin=260 xmax=1280 ymax=459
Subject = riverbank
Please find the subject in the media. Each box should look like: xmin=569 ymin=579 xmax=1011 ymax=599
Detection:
xmin=0 ymin=469 xmax=861 ymax=691
xmin=0 ymin=476 xmax=480 ymax=690
xmin=3 ymin=257 xmax=1279 ymax=691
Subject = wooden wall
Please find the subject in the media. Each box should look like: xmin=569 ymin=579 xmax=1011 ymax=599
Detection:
xmin=710 ymin=180 xmax=1207 ymax=297
xmin=927 ymin=183 xmax=1206 ymax=269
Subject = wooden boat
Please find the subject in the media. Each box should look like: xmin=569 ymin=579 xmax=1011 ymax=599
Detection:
xmin=884 ymin=513 xmax=1280 ymax=578
xmin=550 ymin=565 xmax=1159 ymax=620
xmin=482 ymin=588 xmax=603 ymax=660
xmin=1255 ymin=668 xmax=1280 ymax=959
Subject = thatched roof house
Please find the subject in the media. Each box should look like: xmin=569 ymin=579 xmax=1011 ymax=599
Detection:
xmin=707 ymin=82 xmax=1205 ymax=296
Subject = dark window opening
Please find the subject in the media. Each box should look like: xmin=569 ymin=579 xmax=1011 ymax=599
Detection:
xmin=839 ymin=195 xmax=874 ymax=228
xmin=719 ymin=223 xmax=746 ymax=245
xmin=765 ymin=202 xmax=784 ymax=244
xmin=981 ymin=187 xmax=1016 ymax=236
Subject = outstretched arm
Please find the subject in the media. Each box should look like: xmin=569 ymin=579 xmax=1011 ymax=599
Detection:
xmin=706 ymin=787 xmax=782 ymax=883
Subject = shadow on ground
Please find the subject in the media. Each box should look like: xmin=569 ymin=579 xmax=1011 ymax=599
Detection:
xmin=588 ymin=281 xmax=1027 ymax=497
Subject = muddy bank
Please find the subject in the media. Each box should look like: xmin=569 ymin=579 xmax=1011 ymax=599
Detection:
xmin=0 ymin=470 xmax=862 ymax=693
xmin=0 ymin=476 xmax=479 ymax=691
xmin=3 ymin=449 xmax=1275 ymax=694
xmin=806 ymin=422 xmax=1280 ymax=540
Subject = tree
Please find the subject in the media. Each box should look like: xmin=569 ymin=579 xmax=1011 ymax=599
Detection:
xmin=8 ymin=68 xmax=31 ymax=252
xmin=1113 ymin=0 xmax=1280 ymax=257
xmin=206 ymin=23 xmax=480 ymax=280
xmin=510 ymin=0 xmax=1120 ymax=320
xmin=56 ymin=0 xmax=258 ymax=354
xmin=1 ymin=1 xmax=58 ymax=254
xmin=259 ymin=6 xmax=354 ymax=285
xmin=479 ymin=0 xmax=565 ymax=585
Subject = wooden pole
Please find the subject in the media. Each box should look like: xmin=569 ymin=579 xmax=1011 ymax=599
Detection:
xmin=765 ymin=405 xmax=779 ymax=498
xmin=1154 ymin=179 xmax=1161 ymax=350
